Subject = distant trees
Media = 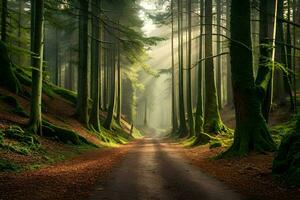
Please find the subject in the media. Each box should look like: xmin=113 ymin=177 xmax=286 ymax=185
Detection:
xmin=167 ymin=0 xmax=299 ymax=151
xmin=0 ymin=0 xmax=159 ymax=136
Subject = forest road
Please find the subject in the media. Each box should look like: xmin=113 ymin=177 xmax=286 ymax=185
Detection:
xmin=89 ymin=137 xmax=242 ymax=200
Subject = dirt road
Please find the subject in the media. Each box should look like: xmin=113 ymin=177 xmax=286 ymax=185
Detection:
xmin=89 ymin=137 xmax=242 ymax=200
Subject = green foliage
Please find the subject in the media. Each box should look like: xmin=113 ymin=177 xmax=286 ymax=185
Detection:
xmin=51 ymin=85 xmax=77 ymax=104
xmin=5 ymin=126 xmax=39 ymax=146
xmin=273 ymin=115 xmax=300 ymax=186
xmin=0 ymin=126 xmax=40 ymax=155
xmin=271 ymin=115 xmax=298 ymax=145
xmin=209 ymin=140 xmax=222 ymax=149
xmin=0 ymin=159 xmax=20 ymax=172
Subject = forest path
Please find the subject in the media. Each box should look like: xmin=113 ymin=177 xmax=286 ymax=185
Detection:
xmin=89 ymin=137 xmax=242 ymax=200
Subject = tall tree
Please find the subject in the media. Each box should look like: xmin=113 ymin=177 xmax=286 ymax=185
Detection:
xmin=171 ymin=0 xmax=178 ymax=132
xmin=204 ymin=0 xmax=226 ymax=133
xmin=194 ymin=0 xmax=207 ymax=144
xmin=76 ymin=0 xmax=89 ymax=126
xmin=177 ymin=0 xmax=187 ymax=136
xmin=186 ymin=0 xmax=195 ymax=137
xmin=224 ymin=0 xmax=276 ymax=156
xmin=89 ymin=0 xmax=101 ymax=132
xmin=116 ymin=22 xmax=122 ymax=125
xmin=104 ymin=45 xmax=116 ymax=130
xmin=226 ymin=0 xmax=233 ymax=106
xmin=216 ymin=0 xmax=222 ymax=109
xmin=29 ymin=0 xmax=45 ymax=134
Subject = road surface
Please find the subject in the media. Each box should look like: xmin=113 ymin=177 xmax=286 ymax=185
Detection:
xmin=89 ymin=137 xmax=242 ymax=200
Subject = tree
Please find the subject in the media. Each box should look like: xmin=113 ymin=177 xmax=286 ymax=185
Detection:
xmin=29 ymin=0 xmax=45 ymax=134
xmin=89 ymin=0 xmax=101 ymax=132
xmin=116 ymin=22 xmax=122 ymax=125
xmin=104 ymin=44 xmax=116 ymax=130
xmin=216 ymin=0 xmax=222 ymax=109
xmin=204 ymin=0 xmax=226 ymax=134
xmin=223 ymin=0 xmax=276 ymax=156
xmin=186 ymin=0 xmax=195 ymax=137
xmin=177 ymin=0 xmax=188 ymax=136
xmin=76 ymin=0 xmax=89 ymax=126
xmin=1 ymin=0 xmax=7 ymax=42
xmin=171 ymin=0 xmax=178 ymax=132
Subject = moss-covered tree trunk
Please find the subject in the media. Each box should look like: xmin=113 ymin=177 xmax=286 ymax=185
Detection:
xmin=104 ymin=46 xmax=116 ymax=130
xmin=177 ymin=0 xmax=187 ymax=136
xmin=224 ymin=0 xmax=276 ymax=156
xmin=29 ymin=0 xmax=44 ymax=134
xmin=186 ymin=0 xmax=195 ymax=137
xmin=89 ymin=0 xmax=101 ymax=132
xmin=76 ymin=0 xmax=89 ymax=126
xmin=204 ymin=0 xmax=226 ymax=134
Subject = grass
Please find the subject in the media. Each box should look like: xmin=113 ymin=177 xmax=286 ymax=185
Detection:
xmin=0 ymin=158 xmax=20 ymax=172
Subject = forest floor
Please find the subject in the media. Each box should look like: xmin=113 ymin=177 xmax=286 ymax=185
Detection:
xmin=179 ymin=103 xmax=300 ymax=200
xmin=0 ymin=83 xmax=299 ymax=200
xmin=0 ymin=85 xmax=137 ymax=172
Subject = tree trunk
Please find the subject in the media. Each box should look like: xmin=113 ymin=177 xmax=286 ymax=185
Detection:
xmin=226 ymin=0 xmax=233 ymax=106
xmin=195 ymin=0 xmax=204 ymax=135
xmin=104 ymin=46 xmax=116 ymax=130
xmin=223 ymin=0 xmax=276 ymax=156
xmin=29 ymin=0 xmax=44 ymax=134
xmin=285 ymin=0 xmax=296 ymax=112
xmin=216 ymin=0 xmax=222 ymax=109
xmin=204 ymin=0 xmax=226 ymax=134
xmin=186 ymin=0 xmax=195 ymax=137
xmin=1 ymin=0 xmax=7 ymax=42
xmin=177 ymin=0 xmax=187 ymax=136
xmin=116 ymin=23 xmax=122 ymax=125
xmin=274 ymin=0 xmax=287 ymax=105
xmin=171 ymin=0 xmax=179 ymax=133
xmin=76 ymin=0 xmax=89 ymax=126
xmin=89 ymin=0 xmax=101 ymax=132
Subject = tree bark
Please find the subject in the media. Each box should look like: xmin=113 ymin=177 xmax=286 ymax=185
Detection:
xmin=223 ymin=0 xmax=276 ymax=156
xmin=171 ymin=0 xmax=179 ymax=133
xmin=186 ymin=0 xmax=195 ymax=137
xmin=104 ymin=46 xmax=116 ymax=130
xmin=76 ymin=0 xmax=89 ymax=127
xmin=116 ymin=22 xmax=122 ymax=125
xmin=204 ymin=0 xmax=226 ymax=134
xmin=177 ymin=0 xmax=187 ymax=136
xmin=90 ymin=0 xmax=101 ymax=132
xmin=29 ymin=0 xmax=44 ymax=134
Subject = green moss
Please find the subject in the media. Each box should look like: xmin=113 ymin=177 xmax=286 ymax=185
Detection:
xmin=42 ymin=121 xmax=92 ymax=145
xmin=52 ymin=87 xmax=77 ymax=104
xmin=273 ymin=115 xmax=300 ymax=186
xmin=209 ymin=140 xmax=222 ymax=149
xmin=4 ymin=126 xmax=39 ymax=146
xmin=0 ymin=95 xmax=28 ymax=117
xmin=0 ymin=159 xmax=20 ymax=172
